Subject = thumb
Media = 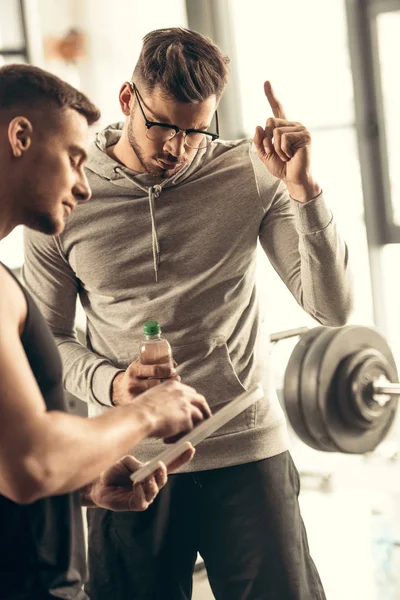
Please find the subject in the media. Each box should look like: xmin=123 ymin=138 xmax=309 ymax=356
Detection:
xmin=119 ymin=455 xmax=144 ymax=473
xmin=253 ymin=126 xmax=265 ymax=155
xmin=167 ymin=444 xmax=196 ymax=473
xmin=101 ymin=455 xmax=143 ymax=486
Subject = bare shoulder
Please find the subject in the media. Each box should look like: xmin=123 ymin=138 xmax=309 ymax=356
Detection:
xmin=0 ymin=265 xmax=27 ymax=336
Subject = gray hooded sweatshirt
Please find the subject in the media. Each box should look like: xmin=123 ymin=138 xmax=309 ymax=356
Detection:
xmin=23 ymin=123 xmax=353 ymax=470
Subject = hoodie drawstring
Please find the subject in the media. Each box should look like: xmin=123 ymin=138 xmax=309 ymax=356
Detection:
xmin=148 ymin=185 xmax=161 ymax=282
xmin=113 ymin=167 xmax=163 ymax=282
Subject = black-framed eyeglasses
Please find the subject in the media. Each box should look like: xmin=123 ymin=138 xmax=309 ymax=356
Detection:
xmin=129 ymin=82 xmax=219 ymax=150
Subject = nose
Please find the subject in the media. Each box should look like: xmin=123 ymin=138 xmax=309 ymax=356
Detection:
xmin=164 ymin=131 xmax=186 ymax=158
xmin=72 ymin=173 xmax=91 ymax=203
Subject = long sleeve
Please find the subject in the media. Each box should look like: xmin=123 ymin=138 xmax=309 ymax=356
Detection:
xmin=22 ymin=228 xmax=122 ymax=407
xmin=252 ymin=154 xmax=354 ymax=326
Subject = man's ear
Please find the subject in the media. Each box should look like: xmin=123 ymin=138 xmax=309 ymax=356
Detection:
xmin=8 ymin=116 xmax=33 ymax=157
xmin=119 ymin=82 xmax=134 ymax=117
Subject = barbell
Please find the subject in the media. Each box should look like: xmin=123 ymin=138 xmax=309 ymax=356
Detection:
xmin=282 ymin=325 xmax=399 ymax=454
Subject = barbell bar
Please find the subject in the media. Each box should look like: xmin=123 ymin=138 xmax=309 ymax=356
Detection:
xmin=372 ymin=378 xmax=400 ymax=398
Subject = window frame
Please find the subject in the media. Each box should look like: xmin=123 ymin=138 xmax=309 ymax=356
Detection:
xmin=345 ymin=0 xmax=400 ymax=244
xmin=0 ymin=0 xmax=30 ymax=62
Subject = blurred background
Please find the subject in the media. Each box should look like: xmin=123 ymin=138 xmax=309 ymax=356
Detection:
xmin=1 ymin=0 xmax=400 ymax=598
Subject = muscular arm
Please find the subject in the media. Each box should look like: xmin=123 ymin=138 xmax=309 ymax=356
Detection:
xmin=0 ymin=276 xmax=151 ymax=503
xmin=0 ymin=270 xmax=208 ymax=505
xmin=23 ymin=227 xmax=120 ymax=407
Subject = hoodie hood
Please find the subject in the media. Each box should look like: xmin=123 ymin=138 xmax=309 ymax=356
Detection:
xmin=86 ymin=121 xmax=207 ymax=190
xmin=85 ymin=122 xmax=209 ymax=283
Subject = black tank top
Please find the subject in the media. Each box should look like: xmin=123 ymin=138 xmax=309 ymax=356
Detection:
xmin=0 ymin=264 xmax=87 ymax=600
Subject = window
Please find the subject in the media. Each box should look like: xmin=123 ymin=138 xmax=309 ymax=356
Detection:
xmin=376 ymin=10 xmax=400 ymax=226
xmin=230 ymin=0 xmax=373 ymax=335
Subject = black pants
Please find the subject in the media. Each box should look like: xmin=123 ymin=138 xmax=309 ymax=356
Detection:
xmin=85 ymin=451 xmax=326 ymax=600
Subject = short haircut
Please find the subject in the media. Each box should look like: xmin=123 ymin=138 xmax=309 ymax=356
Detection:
xmin=0 ymin=63 xmax=100 ymax=125
xmin=132 ymin=27 xmax=230 ymax=102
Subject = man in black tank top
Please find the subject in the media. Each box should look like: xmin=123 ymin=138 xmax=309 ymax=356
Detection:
xmin=0 ymin=65 xmax=210 ymax=600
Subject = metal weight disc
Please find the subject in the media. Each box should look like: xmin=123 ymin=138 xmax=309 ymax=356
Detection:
xmin=316 ymin=326 xmax=398 ymax=453
xmin=336 ymin=349 xmax=397 ymax=431
xmin=300 ymin=327 xmax=342 ymax=451
xmin=283 ymin=327 xmax=327 ymax=450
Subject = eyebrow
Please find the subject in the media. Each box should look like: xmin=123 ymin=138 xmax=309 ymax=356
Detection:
xmin=148 ymin=108 xmax=211 ymax=132
xmin=133 ymin=83 xmax=213 ymax=132
xmin=69 ymin=145 xmax=88 ymax=162
xmin=146 ymin=105 xmax=171 ymax=125
xmin=142 ymin=99 xmax=211 ymax=131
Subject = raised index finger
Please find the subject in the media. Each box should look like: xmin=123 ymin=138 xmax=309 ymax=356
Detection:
xmin=264 ymin=80 xmax=287 ymax=120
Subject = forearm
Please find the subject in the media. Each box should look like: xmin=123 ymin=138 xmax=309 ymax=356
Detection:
xmin=23 ymin=229 xmax=121 ymax=408
xmin=260 ymin=190 xmax=353 ymax=326
xmin=56 ymin=334 xmax=123 ymax=408
xmin=25 ymin=404 xmax=154 ymax=499
xmin=293 ymin=195 xmax=353 ymax=325
xmin=283 ymin=177 xmax=353 ymax=325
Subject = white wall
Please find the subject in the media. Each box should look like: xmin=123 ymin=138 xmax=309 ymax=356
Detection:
xmin=0 ymin=0 xmax=188 ymax=269
xmin=36 ymin=0 xmax=188 ymax=126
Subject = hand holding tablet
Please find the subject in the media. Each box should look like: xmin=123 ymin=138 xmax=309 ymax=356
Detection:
xmin=130 ymin=384 xmax=263 ymax=484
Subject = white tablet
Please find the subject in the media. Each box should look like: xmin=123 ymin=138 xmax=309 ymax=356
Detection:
xmin=130 ymin=383 xmax=264 ymax=484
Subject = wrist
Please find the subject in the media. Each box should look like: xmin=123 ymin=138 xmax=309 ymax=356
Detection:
xmin=126 ymin=401 xmax=158 ymax=438
xmin=111 ymin=372 xmax=125 ymax=406
xmin=80 ymin=481 xmax=98 ymax=507
xmin=285 ymin=178 xmax=321 ymax=203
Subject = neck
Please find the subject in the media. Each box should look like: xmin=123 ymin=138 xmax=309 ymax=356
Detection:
xmin=0 ymin=157 xmax=23 ymax=240
xmin=0 ymin=194 xmax=18 ymax=241
xmin=108 ymin=127 xmax=144 ymax=173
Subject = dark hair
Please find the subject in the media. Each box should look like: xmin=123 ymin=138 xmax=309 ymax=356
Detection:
xmin=0 ymin=64 xmax=100 ymax=125
xmin=132 ymin=27 xmax=230 ymax=102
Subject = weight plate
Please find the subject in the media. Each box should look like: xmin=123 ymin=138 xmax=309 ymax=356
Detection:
xmin=317 ymin=326 xmax=398 ymax=453
xmin=300 ymin=327 xmax=341 ymax=451
xmin=336 ymin=349 xmax=396 ymax=430
xmin=283 ymin=327 xmax=327 ymax=451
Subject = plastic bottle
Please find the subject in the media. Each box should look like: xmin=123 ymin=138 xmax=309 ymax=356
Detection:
xmin=139 ymin=321 xmax=174 ymax=371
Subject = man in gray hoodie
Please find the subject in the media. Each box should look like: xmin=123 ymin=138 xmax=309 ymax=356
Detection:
xmin=24 ymin=27 xmax=353 ymax=600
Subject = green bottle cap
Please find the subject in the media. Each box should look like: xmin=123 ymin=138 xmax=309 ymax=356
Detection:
xmin=143 ymin=320 xmax=161 ymax=336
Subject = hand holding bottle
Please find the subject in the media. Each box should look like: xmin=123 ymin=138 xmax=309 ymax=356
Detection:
xmin=112 ymin=321 xmax=178 ymax=406
xmin=112 ymin=360 xmax=179 ymax=406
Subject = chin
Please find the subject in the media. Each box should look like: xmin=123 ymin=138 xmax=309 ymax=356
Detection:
xmin=52 ymin=219 xmax=66 ymax=235
xmin=145 ymin=161 xmax=164 ymax=177
xmin=24 ymin=211 xmax=63 ymax=236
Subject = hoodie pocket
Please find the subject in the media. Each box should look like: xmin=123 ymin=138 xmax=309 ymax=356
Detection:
xmin=172 ymin=336 xmax=257 ymax=436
